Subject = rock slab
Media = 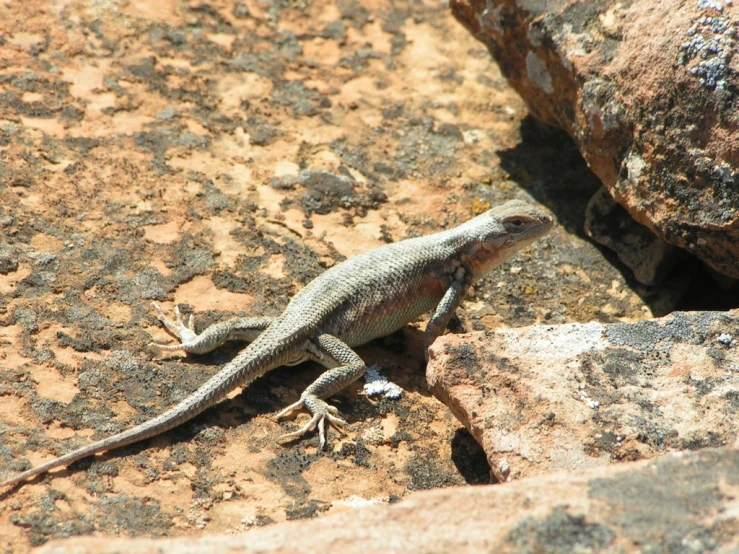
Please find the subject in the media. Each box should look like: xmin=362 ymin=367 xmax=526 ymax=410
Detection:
xmin=451 ymin=0 xmax=739 ymax=280
xmin=427 ymin=311 xmax=739 ymax=482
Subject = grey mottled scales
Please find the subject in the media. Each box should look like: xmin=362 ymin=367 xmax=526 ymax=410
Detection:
xmin=1 ymin=200 xmax=553 ymax=489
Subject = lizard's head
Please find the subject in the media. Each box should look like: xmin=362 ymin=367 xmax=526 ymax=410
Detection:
xmin=459 ymin=199 xmax=553 ymax=279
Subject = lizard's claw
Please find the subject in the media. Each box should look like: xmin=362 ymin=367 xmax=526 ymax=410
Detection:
xmin=148 ymin=302 xmax=198 ymax=351
xmin=276 ymin=396 xmax=349 ymax=449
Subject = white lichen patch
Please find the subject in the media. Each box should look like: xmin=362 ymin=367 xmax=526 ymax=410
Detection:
xmin=718 ymin=333 xmax=733 ymax=345
xmin=625 ymin=151 xmax=648 ymax=183
xmin=579 ymin=390 xmax=601 ymax=410
xmin=526 ymin=51 xmax=554 ymax=93
xmin=363 ymin=364 xmax=403 ymax=399
xmin=678 ymin=1 xmax=737 ymax=90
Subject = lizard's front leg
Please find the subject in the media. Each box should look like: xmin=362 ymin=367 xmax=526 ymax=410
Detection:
xmin=424 ymin=279 xmax=468 ymax=356
xmin=149 ymin=302 xmax=274 ymax=355
xmin=276 ymin=333 xmax=365 ymax=448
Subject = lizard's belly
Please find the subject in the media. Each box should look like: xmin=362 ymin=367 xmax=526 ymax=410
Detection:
xmin=284 ymin=246 xmax=452 ymax=349
xmin=331 ymin=293 xmax=442 ymax=347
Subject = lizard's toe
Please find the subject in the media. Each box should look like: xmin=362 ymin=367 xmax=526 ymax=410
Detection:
xmin=274 ymin=398 xmax=306 ymax=421
xmin=316 ymin=411 xmax=350 ymax=448
xmin=150 ymin=302 xmax=199 ymax=346
xmin=277 ymin=396 xmax=350 ymax=448
xmin=278 ymin=413 xmax=320 ymax=444
xmin=320 ymin=413 xmax=349 ymax=446
xmin=148 ymin=341 xmax=191 ymax=352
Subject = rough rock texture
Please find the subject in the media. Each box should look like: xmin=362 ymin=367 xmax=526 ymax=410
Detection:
xmin=32 ymin=447 xmax=739 ymax=554
xmin=428 ymin=311 xmax=739 ymax=482
xmin=1 ymin=0 xmax=682 ymax=552
xmin=451 ymin=0 xmax=739 ymax=281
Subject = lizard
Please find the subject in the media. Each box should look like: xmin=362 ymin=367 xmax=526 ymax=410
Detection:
xmin=0 ymin=199 xmax=553 ymax=489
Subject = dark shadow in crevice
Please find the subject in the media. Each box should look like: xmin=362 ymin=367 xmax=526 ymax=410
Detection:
xmin=677 ymin=264 xmax=739 ymax=311
xmin=450 ymin=427 xmax=492 ymax=485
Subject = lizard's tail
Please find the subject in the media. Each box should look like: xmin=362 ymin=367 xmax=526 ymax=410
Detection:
xmin=1 ymin=338 xmax=288 ymax=489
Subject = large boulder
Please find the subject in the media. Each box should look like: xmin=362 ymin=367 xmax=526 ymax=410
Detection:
xmin=451 ymin=0 xmax=739 ymax=281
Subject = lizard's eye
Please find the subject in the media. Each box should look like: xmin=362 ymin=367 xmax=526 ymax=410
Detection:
xmin=505 ymin=217 xmax=527 ymax=231
xmin=503 ymin=215 xmax=531 ymax=233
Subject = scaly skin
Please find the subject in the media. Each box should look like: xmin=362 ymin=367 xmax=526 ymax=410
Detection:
xmin=1 ymin=200 xmax=552 ymax=489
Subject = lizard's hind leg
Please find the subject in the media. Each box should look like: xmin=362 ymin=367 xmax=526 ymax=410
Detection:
xmin=149 ymin=302 xmax=273 ymax=355
xmin=276 ymin=333 xmax=366 ymax=448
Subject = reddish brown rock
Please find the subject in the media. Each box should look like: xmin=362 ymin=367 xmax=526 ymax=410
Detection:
xmin=451 ymin=0 xmax=739 ymax=281
xmin=427 ymin=311 xmax=739 ymax=482
xmin=33 ymin=447 xmax=739 ymax=554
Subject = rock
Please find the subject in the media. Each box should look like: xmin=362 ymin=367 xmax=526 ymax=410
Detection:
xmin=427 ymin=311 xmax=739 ymax=482
xmin=450 ymin=0 xmax=739 ymax=280
xmin=584 ymin=187 xmax=683 ymax=286
xmin=0 ymin=242 xmax=19 ymax=274
xmin=33 ymin=446 xmax=739 ymax=554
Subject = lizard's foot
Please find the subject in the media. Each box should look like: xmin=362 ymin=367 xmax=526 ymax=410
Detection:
xmin=276 ymin=395 xmax=349 ymax=449
xmin=148 ymin=302 xmax=199 ymax=352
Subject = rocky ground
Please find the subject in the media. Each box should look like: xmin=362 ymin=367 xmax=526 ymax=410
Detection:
xmin=0 ymin=1 xmax=736 ymax=553
xmin=31 ymin=447 xmax=739 ymax=554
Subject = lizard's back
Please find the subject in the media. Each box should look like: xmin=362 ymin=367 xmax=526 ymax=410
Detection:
xmin=280 ymin=235 xmax=455 ymax=346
